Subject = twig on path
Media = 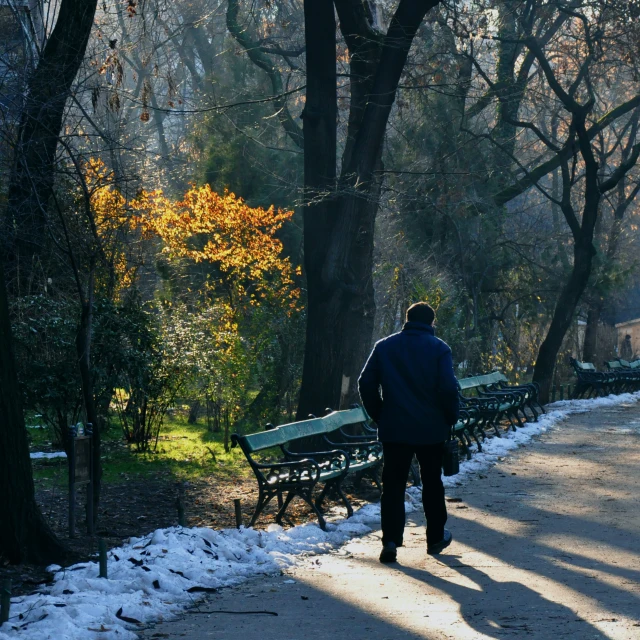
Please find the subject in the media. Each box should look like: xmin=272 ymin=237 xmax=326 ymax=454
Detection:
xmin=190 ymin=610 xmax=278 ymax=616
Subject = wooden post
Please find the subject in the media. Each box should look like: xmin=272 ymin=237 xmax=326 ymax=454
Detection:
xmin=234 ymin=498 xmax=243 ymax=528
xmin=560 ymin=385 xmax=564 ymax=401
xmin=177 ymin=494 xmax=185 ymax=527
xmin=0 ymin=579 xmax=10 ymax=624
xmin=86 ymin=424 xmax=94 ymax=536
xmin=552 ymin=385 xmax=556 ymax=403
xmin=98 ymin=538 xmax=107 ymax=578
xmin=68 ymin=426 xmax=77 ymax=538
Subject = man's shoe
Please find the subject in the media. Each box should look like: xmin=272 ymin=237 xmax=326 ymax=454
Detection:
xmin=379 ymin=542 xmax=397 ymax=563
xmin=427 ymin=529 xmax=453 ymax=555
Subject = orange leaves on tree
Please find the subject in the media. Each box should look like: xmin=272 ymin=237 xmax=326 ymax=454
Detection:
xmin=84 ymin=158 xmax=136 ymax=296
xmin=131 ymin=184 xmax=301 ymax=312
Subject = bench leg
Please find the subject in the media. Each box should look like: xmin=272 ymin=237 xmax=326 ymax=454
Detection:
xmin=300 ymin=488 xmax=327 ymax=530
xmin=474 ymin=421 xmax=488 ymax=441
xmin=315 ymin=483 xmax=332 ymax=513
xmin=513 ymin=408 xmax=525 ymax=428
xmin=275 ymin=491 xmax=297 ymax=526
xmin=505 ymin=411 xmax=517 ymax=432
xmin=523 ymin=402 xmax=537 ymax=422
xmin=457 ymin=434 xmax=471 ymax=460
xmin=368 ymin=464 xmax=383 ymax=492
xmin=352 ymin=470 xmax=364 ymax=489
xmin=487 ymin=415 xmax=501 ymax=438
xmin=468 ymin=428 xmax=482 ymax=452
xmin=332 ymin=480 xmax=354 ymax=518
xmin=574 ymin=383 xmax=587 ymax=399
xmin=250 ymin=488 xmax=277 ymax=528
xmin=524 ymin=399 xmax=538 ymax=421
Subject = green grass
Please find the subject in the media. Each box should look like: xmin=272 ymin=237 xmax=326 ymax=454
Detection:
xmin=29 ymin=412 xmax=251 ymax=488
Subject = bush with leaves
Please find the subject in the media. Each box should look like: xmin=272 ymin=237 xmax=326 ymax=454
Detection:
xmin=130 ymin=185 xmax=304 ymax=438
xmin=11 ymin=294 xmax=83 ymax=452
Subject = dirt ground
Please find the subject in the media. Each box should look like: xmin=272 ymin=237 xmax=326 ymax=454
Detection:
xmin=136 ymin=401 xmax=640 ymax=640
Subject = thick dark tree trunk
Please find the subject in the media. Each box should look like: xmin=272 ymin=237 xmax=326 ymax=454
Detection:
xmin=533 ymin=115 xmax=603 ymax=402
xmin=3 ymin=0 xmax=98 ymax=287
xmin=533 ymin=241 xmax=596 ymax=401
xmin=0 ymin=261 xmax=67 ymax=564
xmin=296 ymin=0 xmax=338 ymax=419
xmin=297 ymin=0 xmax=439 ymax=418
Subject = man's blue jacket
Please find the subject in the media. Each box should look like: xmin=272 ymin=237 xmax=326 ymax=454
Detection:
xmin=357 ymin=321 xmax=460 ymax=445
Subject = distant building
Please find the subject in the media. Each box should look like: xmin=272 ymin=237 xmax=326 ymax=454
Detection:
xmin=615 ymin=319 xmax=640 ymax=360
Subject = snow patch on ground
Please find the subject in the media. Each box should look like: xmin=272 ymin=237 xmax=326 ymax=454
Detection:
xmin=3 ymin=391 xmax=638 ymax=640
xmin=0 ymin=514 xmax=384 ymax=640
xmin=30 ymin=451 xmax=67 ymax=460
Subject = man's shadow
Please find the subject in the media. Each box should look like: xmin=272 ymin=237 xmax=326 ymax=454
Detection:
xmin=388 ymin=555 xmax=611 ymax=639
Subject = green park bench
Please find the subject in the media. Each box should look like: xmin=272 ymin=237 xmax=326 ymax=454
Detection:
xmin=570 ymin=358 xmax=621 ymax=397
xmin=604 ymin=359 xmax=640 ymax=391
xmin=231 ymin=407 xmax=382 ymax=530
xmin=457 ymin=372 xmax=542 ymax=433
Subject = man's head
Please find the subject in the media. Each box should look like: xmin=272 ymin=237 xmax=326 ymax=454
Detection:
xmin=406 ymin=302 xmax=435 ymax=326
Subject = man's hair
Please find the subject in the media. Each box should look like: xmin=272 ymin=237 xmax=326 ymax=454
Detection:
xmin=406 ymin=302 xmax=435 ymax=325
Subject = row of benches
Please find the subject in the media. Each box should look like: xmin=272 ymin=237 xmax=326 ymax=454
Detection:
xmin=571 ymin=358 xmax=640 ymax=398
xmin=454 ymin=372 xmax=545 ymax=459
xmin=232 ymin=372 xmax=545 ymax=530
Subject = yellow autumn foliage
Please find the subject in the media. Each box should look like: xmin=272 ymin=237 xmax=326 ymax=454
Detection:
xmin=130 ymin=184 xmax=301 ymax=312
xmin=84 ymin=158 xmax=136 ymax=297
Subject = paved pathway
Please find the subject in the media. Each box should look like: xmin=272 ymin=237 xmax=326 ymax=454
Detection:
xmin=140 ymin=402 xmax=640 ymax=639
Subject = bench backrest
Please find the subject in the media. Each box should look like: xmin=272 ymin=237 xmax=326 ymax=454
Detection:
xmin=620 ymin=359 xmax=640 ymax=370
xmin=607 ymin=360 xmax=623 ymax=369
xmin=458 ymin=371 xmax=508 ymax=391
xmin=574 ymin=360 xmax=597 ymax=371
xmin=233 ymin=407 xmax=368 ymax=454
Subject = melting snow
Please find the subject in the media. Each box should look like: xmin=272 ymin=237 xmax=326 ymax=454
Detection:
xmin=30 ymin=452 xmax=67 ymax=460
xmin=2 ymin=390 xmax=639 ymax=639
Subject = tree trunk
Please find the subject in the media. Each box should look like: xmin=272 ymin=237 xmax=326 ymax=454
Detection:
xmin=188 ymin=400 xmax=201 ymax=424
xmin=297 ymin=0 xmax=439 ymax=418
xmin=0 ymin=261 xmax=67 ymax=564
xmin=533 ymin=115 xmax=602 ymax=402
xmin=76 ymin=275 xmax=101 ymax=527
xmin=296 ymin=0 xmax=338 ymax=419
xmin=582 ymin=302 xmax=602 ymax=364
xmin=533 ymin=240 xmax=595 ymax=402
xmin=2 ymin=0 xmax=99 ymax=286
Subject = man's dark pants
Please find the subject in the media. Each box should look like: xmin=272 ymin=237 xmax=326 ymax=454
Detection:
xmin=381 ymin=441 xmax=447 ymax=547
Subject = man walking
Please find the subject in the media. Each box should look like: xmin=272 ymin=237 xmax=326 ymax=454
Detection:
xmin=358 ymin=302 xmax=459 ymax=563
